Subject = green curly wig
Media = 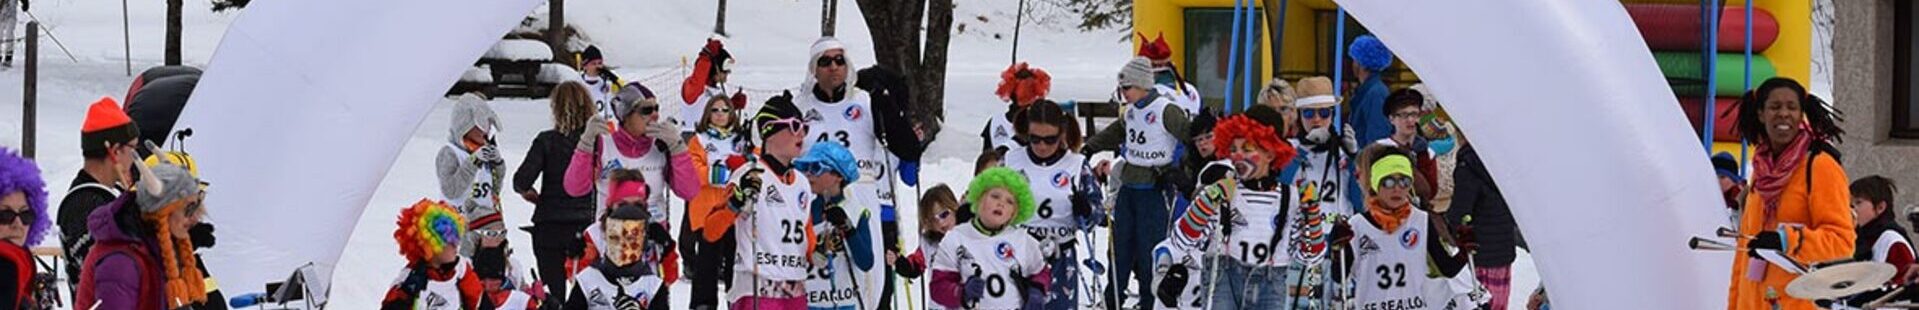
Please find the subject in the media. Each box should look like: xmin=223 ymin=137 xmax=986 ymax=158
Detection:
xmin=965 ymin=167 xmax=1038 ymax=227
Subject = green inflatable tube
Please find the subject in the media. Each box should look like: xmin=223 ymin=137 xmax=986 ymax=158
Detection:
xmin=1654 ymin=52 xmax=1777 ymax=97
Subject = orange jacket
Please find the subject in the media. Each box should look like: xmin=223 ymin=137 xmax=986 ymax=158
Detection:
xmin=1728 ymin=153 xmax=1855 ymax=310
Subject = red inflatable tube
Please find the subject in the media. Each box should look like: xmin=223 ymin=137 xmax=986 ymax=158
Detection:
xmin=1627 ymin=4 xmax=1779 ymax=52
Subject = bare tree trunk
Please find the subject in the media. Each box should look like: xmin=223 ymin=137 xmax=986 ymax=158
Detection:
xmin=856 ymin=0 xmax=949 ymax=129
xmin=165 ymin=0 xmax=181 ymax=65
xmin=714 ymin=0 xmax=728 ymax=35
xmin=821 ymin=0 xmax=835 ymax=37
xmin=548 ymin=0 xmax=567 ymax=64
xmin=918 ymin=0 xmax=952 ymax=123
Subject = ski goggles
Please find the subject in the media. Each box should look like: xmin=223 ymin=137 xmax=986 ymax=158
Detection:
xmin=1300 ymin=107 xmax=1336 ymax=119
xmin=759 ymin=118 xmax=808 ymax=136
xmin=1377 ymin=175 xmax=1414 ymax=189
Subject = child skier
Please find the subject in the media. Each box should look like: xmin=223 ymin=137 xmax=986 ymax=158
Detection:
xmin=1336 ymin=146 xmax=1473 ymax=310
xmin=565 ymin=171 xmax=672 ymax=310
xmin=931 ymin=167 xmax=1051 ymax=310
xmin=727 ymin=91 xmax=820 ymax=310
xmin=382 ymin=199 xmax=484 ymax=310
xmin=796 ymin=142 xmax=882 ymax=310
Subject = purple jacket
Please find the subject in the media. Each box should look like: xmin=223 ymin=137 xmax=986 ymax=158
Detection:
xmin=82 ymin=196 xmax=164 ymax=309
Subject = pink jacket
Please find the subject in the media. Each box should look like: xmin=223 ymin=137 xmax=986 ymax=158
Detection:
xmin=563 ymin=130 xmax=699 ymax=202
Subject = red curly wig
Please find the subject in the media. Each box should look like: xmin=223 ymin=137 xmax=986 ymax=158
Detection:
xmin=994 ymin=62 xmax=1051 ymax=106
xmin=1212 ymin=115 xmax=1297 ymax=168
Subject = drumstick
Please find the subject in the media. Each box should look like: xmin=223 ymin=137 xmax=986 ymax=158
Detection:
xmin=1868 ymin=286 xmax=1910 ymax=309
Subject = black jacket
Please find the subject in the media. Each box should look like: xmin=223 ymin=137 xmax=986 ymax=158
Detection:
xmin=514 ymin=129 xmax=596 ymax=225
xmin=56 ymin=171 xmax=120 ymax=291
xmin=1445 ymin=144 xmax=1520 ymax=267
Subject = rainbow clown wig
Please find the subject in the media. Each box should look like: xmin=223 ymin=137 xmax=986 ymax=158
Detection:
xmin=964 ymin=167 xmax=1038 ymax=227
xmin=1212 ymin=113 xmax=1299 ymax=168
xmin=394 ymin=199 xmax=466 ymax=263
xmin=0 ymin=147 xmax=48 ymax=246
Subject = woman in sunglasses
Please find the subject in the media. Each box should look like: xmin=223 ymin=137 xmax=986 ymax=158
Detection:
xmin=998 ymin=101 xmax=1096 ymax=310
xmin=686 ymin=93 xmax=752 ymax=309
xmin=1334 ymin=145 xmax=1472 ymax=310
xmin=77 ymin=163 xmax=210 ymax=310
xmin=0 ymin=148 xmax=49 ymax=309
xmin=565 ymin=82 xmax=702 ymax=288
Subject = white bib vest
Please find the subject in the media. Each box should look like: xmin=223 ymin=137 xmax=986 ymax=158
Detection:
xmin=1001 ymin=147 xmax=1085 ymax=249
xmin=799 ymin=91 xmax=898 ymax=203
xmin=596 ymin=136 xmax=671 ymax=224
xmin=934 ymin=225 xmax=1046 ymax=310
xmin=734 ymin=163 xmax=816 ymax=282
xmin=986 ymin=113 xmax=1019 ymax=152
xmin=573 ymin=266 xmax=665 ymax=310
xmin=1121 ymin=98 xmax=1178 ymax=168
xmin=1225 ymin=186 xmax=1296 ymax=267
xmin=1352 ymin=210 xmax=1437 ymax=310
xmin=443 ymin=143 xmax=500 ymax=213
xmin=407 ymin=259 xmax=469 ymax=310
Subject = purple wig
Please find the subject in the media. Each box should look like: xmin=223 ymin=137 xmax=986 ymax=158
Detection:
xmin=0 ymin=147 xmax=49 ymax=246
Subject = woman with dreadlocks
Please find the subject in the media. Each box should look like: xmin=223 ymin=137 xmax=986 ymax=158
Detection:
xmin=1727 ymin=77 xmax=1855 ymax=310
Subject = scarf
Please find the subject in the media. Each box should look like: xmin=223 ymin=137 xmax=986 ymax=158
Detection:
xmin=1751 ymin=124 xmax=1812 ymax=226
xmin=1366 ymin=198 xmax=1412 ymax=232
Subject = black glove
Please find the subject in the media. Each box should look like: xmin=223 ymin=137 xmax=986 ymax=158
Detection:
xmin=1219 ymin=206 xmax=1236 ymax=238
xmin=1156 ymin=264 xmax=1190 ymax=306
xmin=190 ymin=222 xmax=216 ymax=248
xmin=1330 ymin=220 xmax=1354 ymax=244
xmin=400 ymin=266 xmax=429 ymax=294
xmin=823 ymin=207 xmax=852 ymax=234
xmin=1162 ymin=168 xmax=1195 ymax=198
xmin=729 ymin=168 xmax=765 ymax=211
xmin=1747 ymin=231 xmax=1783 ymax=259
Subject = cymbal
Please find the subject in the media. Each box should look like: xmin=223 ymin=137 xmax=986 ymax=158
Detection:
xmin=1787 ymin=261 xmax=1898 ymax=300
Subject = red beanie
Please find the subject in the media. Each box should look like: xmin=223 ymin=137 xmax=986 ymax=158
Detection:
xmin=1136 ymin=32 xmax=1173 ymax=63
xmin=81 ymin=97 xmax=139 ymax=158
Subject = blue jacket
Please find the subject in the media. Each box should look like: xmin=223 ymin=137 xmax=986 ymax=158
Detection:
xmin=1347 ymin=75 xmax=1393 ymax=146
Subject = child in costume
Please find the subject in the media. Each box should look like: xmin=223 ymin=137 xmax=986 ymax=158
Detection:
xmin=931 ymin=168 xmax=1051 ymax=310
xmin=382 ymin=199 xmax=485 ymax=310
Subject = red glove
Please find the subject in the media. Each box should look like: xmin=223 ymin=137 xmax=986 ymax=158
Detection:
xmin=725 ymin=154 xmax=748 ymax=170
xmin=730 ymin=91 xmax=749 ymax=110
xmin=702 ymin=39 xmax=725 ymax=57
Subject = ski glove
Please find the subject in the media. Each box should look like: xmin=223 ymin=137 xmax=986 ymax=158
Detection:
xmin=579 ymin=117 xmax=611 ymax=154
xmin=729 ymin=168 xmax=765 ymax=213
xmin=400 ymin=267 xmax=430 ymax=295
xmin=824 ymin=206 xmax=852 ymax=233
xmin=1747 ymin=231 xmax=1783 ymax=259
xmin=647 ymin=121 xmax=688 ymax=154
xmin=1156 ymin=264 xmax=1191 ymax=306
xmin=963 ymin=276 xmax=988 ymax=309
xmin=475 ymin=144 xmax=506 ymax=169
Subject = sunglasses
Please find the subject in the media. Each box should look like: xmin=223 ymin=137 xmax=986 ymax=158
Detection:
xmin=936 ymin=210 xmax=953 ymax=220
xmin=473 ymin=229 xmax=507 ymax=238
xmin=761 ymin=118 xmax=808 ymax=135
xmin=1300 ymin=107 xmax=1335 ymax=119
xmin=1378 ymin=176 xmax=1414 ymax=189
xmin=1029 ymin=134 xmax=1062 ymax=145
xmin=0 ymin=209 xmax=33 ymax=225
xmin=816 ymin=55 xmax=847 ymax=67
xmin=1390 ymin=111 xmax=1422 ymax=119
xmin=635 ymin=106 xmax=660 ymax=116
xmin=708 ymin=107 xmax=731 ymax=114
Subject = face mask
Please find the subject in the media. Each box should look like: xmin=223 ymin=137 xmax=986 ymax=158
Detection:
xmin=472 ymin=245 xmax=508 ymax=279
xmin=604 ymin=219 xmax=648 ymax=266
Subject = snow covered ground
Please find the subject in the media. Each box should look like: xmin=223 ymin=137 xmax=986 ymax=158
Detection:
xmin=0 ymin=0 xmax=1535 ymax=309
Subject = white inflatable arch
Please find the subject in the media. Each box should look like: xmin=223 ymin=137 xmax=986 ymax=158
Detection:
xmin=175 ymin=0 xmax=543 ymax=301
xmin=1337 ymin=0 xmax=1731 ymax=308
xmin=176 ymin=0 xmax=1729 ymax=308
